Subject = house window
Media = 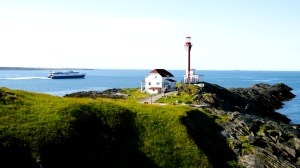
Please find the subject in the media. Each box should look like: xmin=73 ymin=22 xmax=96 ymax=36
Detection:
xmin=148 ymin=82 xmax=151 ymax=85
xmin=156 ymin=82 xmax=160 ymax=85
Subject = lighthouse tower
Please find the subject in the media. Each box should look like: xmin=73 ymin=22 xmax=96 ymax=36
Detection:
xmin=183 ymin=36 xmax=200 ymax=84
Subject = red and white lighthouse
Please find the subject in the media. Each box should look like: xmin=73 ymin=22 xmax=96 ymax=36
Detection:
xmin=184 ymin=36 xmax=192 ymax=83
xmin=183 ymin=36 xmax=200 ymax=84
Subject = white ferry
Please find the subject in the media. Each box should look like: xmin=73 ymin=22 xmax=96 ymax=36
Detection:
xmin=48 ymin=71 xmax=86 ymax=79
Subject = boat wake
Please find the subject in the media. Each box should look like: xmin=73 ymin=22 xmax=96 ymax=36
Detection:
xmin=0 ymin=77 xmax=50 ymax=80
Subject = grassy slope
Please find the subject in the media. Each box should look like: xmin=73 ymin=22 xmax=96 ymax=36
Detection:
xmin=156 ymin=84 xmax=198 ymax=104
xmin=0 ymin=88 xmax=238 ymax=167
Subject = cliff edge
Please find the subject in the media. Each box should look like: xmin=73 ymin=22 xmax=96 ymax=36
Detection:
xmin=188 ymin=82 xmax=299 ymax=167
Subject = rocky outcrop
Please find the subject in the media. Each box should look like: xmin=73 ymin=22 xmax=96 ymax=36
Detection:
xmin=192 ymin=82 xmax=299 ymax=167
xmin=0 ymin=88 xmax=17 ymax=104
xmin=221 ymin=111 xmax=300 ymax=168
xmin=64 ymin=89 xmax=129 ymax=99
xmin=194 ymin=82 xmax=295 ymax=123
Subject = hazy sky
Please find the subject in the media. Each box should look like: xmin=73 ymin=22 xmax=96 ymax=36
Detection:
xmin=0 ymin=0 xmax=299 ymax=70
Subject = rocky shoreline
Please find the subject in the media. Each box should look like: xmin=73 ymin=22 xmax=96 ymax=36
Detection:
xmin=192 ymin=82 xmax=299 ymax=167
xmin=194 ymin=82 xmax=295 ymax=123
xmin=64 ymin=89 xmax=129 ymax=99
xmin=64 ymin=82 xmax=300 ymax=167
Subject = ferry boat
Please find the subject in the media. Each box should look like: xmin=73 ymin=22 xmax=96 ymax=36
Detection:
xmin=48 ymin=70 xmax=86 ymax=79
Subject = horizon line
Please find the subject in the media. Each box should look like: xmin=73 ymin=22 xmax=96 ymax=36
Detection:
xmin=0 ymin=66 xmax=300 ymax=72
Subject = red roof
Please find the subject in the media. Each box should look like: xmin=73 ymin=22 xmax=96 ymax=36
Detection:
xmin=149 ymin=69 xmax=174 ymax=77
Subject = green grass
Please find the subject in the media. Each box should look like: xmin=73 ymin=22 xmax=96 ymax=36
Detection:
xmin=0 ymin=87 xmax=239 ymax=167
xmin=156 ymin=84 xmax=199 ymax=104
xmin=215 ymin=115 xmax=231 ymax=124
xmin=96 ymin=98 xmax=210 ymax=167
xmin=239 ymin=136 xmax=254 ymax=155
xmin=119 ymin=88 xmax=150 ymax=101
xmin=156 ymin=92 xmax=193 ymax=104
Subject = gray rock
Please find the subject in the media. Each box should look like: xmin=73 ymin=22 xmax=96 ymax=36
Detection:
xmin=64 ymin=88 xmax=128 ymax=99
xmin=288 ymin=138 xmax=300 ymax=150
xmin=194 ymin=82 xmax=295 ymax=123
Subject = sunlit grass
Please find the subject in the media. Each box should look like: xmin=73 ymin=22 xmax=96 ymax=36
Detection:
xmin=156 ymin=84 xmax=199 ymax=104
xmin=0 ymin=87 xmax=234 ymax=167
xmin=119 ymin=88 xmax=150 ymax=101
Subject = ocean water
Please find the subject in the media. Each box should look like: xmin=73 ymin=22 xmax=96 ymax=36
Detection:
xmin=0 ymin=69 xmax=299 ymax=124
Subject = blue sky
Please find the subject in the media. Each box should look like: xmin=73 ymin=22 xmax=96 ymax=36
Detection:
xmin=0 ymin=0 xmax=299 ymax=70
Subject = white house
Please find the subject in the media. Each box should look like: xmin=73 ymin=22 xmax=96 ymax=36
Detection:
xmin=141 ymin=69 xmax=177 ymax=94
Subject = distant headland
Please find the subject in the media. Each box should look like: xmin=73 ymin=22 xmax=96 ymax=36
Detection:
xmin=0 ymin=67 xmax=94 ymax=70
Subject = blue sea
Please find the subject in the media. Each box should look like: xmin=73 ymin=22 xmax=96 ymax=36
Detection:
xmin=0 ymin=69 xmax=299 ymax=124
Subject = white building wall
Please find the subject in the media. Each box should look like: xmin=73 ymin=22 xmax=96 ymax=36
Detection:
xmin=143 ymin=72 xmax=177 ymax=94
xmin=145 ymin=73 xmax=163 ymax=94
xmin=184 ymin=69 xmax=200 ymax=84
xmin=162 ymin=78 xmax=176 ymax=91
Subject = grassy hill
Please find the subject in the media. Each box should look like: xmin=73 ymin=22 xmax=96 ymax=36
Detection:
xmin=0 ymin=87 xmax=240 ymax=168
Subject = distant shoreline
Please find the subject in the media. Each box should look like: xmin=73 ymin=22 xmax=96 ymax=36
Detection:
xmin=0 ymin=67 xmax=94 ymax=70
xmin=1 ymin=67 xmax=299 ymax=72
